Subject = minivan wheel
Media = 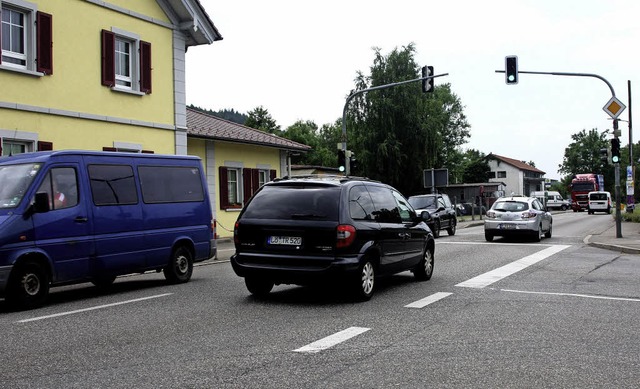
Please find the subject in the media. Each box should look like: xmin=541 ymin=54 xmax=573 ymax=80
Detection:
xmin=353 ymin=259 xmax=375 ymax=301
xmin=164 ymin=246 xmax=193 ymax=284
xmin=245 ymin=277 xmax=274 ymax=296
xmin=6 ymin=262 xmax=50 ymax=310
xmin=414 ymin=246 xmax=434 ymax=281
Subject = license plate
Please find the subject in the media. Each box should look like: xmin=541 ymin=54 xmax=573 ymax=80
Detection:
xmin=268 ymin=236 xmax=302 ymax=246
xmin=499 ymin=224 xmax=516 ymax=230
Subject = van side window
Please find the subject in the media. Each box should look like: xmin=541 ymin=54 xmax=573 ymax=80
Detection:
xmin=88 ymin=165 xmax=138 ymax=205
xmin=138 ymin=166 xmax=205 ymax=203
xmin=349 ymin=185 xmax=375 ymax=220
xmin=36 ymin=167 xmax=78 ymax=210
xmin=367 ymin=185 xmax=402 ymax=224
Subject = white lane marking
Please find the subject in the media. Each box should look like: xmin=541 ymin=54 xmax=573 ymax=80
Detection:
xmin=17 ymin=293 xmax=173 ymax=323
xmin=405 ymin=292 xmax=452 ymax=309
xmin=438 ymin=241 xmax=551 ymax=247
xmin=500 ymin=288 xmax=640 ymax=303
xmin=456 ymin=245 xmax=570 ymax=289
xmin=293 ymin=326 xmax=370 ymax=354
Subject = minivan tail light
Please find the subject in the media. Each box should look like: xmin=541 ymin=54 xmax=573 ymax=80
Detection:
xmin=336 ymin=225 xmax=356 ymax=248
xmin=233 ymin=221 xmax=240 ymax=244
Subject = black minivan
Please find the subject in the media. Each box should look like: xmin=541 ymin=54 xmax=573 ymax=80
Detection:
xmin=230 ymin=175 xmax=435 ymax=300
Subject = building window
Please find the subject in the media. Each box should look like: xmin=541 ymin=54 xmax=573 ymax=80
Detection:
xmin=101 ymin=29 xmax=151 ymax=94
xmin=497 ymin=171 xmax=507 ymax=178
xmin=219 ymin=166 xmax=276 ymax=209
xmin=1 ymin=139 xmax=27 ymax=156
xmin=1 ymin=1 xmax=52 ymax=74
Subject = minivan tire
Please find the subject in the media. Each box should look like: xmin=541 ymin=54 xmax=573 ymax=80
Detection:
xmin=432 ymin=220 xmax=440 ymax=238
xmin=447 ymin=221 xmax=456 ymax=236
xmin=353 ymin=259 xmax=375 ymax=301
xmin=164 ymin=246 xmax=193 ymax=284
xmin=413 ymin=246 xmax=434 ymax=281
xmin=245 ymin=277 xmax=274 ymax=296
xmin=6 ymin=262 xmax=50 ymax=310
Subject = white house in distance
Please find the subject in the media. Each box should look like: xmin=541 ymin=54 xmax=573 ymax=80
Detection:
xmin=487 ymin=153 xmax=546 ymax=196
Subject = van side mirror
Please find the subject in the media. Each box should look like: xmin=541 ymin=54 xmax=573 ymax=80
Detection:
xmin=33 ymin=192 xmax=51 ymax=213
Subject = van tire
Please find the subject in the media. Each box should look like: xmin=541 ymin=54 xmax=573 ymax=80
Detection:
xmin=164 ymin=246 xmax=193 ymax=284
xmin=413 ymin=246 xmax=434 ymax=281
xmin=353 ymin=259 xmax=375 ymax=301
xmin=6 ymin=262 xmax=50 ymax=310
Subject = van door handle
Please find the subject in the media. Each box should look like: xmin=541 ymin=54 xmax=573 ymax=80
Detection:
xmin=74 ymin=216 xmax=88 ymax=223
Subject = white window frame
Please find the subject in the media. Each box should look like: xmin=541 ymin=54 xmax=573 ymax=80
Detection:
xmin=110 ymin=28 xmax=140 ymax=93
xmin=227 ymin=168 xmax=241 ymax=205
xmin=0 ymin=0 xmax=37 ymax=73
xmin=258 ymin=169 xmax=268 ymax=187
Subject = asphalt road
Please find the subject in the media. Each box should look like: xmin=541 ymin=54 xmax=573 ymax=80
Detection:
xmin=1 ymin=211 xmax=639 ymax=388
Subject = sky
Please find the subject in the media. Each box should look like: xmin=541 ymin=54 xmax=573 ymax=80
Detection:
xmin=185 ymin=0 xmax=640 ymax=180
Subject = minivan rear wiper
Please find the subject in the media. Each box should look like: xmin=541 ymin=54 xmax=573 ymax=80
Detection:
xmin=291 ymin=213 xmax=327 ymax=220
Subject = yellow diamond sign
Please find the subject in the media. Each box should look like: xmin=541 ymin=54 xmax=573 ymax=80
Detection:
xmin=603 ymin=96 xmax=626 ymax=119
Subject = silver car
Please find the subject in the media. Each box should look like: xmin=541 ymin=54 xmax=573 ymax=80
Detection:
xmin=484 ymin=196 xmax=552 ymax=242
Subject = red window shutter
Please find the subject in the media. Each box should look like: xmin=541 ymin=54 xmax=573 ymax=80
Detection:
xmin=101 ymin=30 xmax=115 ymax=87
xmin=270 ymin=170 xmax=277 ymax=181
xmin=219 ymin=166 xmax=229 ymax=208
xmin=37 ymin=141 xmax=53 ymax=151
xmin=140 ymin=40 xmax=152 ymax=94
xmin=243 ymin=168 xmax=252 ymax=202
xmin=36 ymin=12 xmax=53 ymax=75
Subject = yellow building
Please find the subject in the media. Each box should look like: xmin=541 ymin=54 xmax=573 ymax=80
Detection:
xmin=0 ymin=0 xmax=221 ymax=155
xmin=186 ymin=108 xmax=311 ymax=239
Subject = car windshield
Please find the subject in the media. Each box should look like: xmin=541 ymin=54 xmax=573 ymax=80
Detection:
xmin=242 ymin=185 xmax=340 ymax=220
xmin=0 ymin=163 xmax=43 ymax=209
xmin=408 ymin=196 xmax=436 ymax=209
xmin=493 ymin=200 xmax=529 ymax=212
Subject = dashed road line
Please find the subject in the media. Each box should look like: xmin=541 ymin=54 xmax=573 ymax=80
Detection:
xmin=293 ymin=326 xmax=370 ymax=354
xmin=405 ymin=292 xmax=452 ymax=309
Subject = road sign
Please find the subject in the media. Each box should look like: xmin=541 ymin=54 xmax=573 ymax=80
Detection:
xmin=603 ymin=96 xmax=626 ymax=119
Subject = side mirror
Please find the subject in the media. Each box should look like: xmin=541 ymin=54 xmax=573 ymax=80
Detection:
xmin=33 ymin=192 xmax=51 ymax=213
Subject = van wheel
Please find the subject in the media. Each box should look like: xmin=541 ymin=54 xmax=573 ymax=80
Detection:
xmin=414 ymin=246 xmax=434 ymax=281
xmin=353 ymin=259 xmax=375 ymax=301
xmin=6 ymin=262 xmax=50 ymax=310
xmin=164 ymin=246 xmax=193 ymax=284
xmin=245 ymin=277 xmax=274 ymax=296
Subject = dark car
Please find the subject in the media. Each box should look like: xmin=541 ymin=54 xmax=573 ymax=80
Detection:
xmin=407 ymin=193 xmax=457 ymax=238
xmin=230 ymin=175 xmax=435 ymax=300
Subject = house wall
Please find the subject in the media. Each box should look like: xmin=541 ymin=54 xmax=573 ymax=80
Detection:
xmin=488 ymin=159 xmax=524 ymax=196
xmin=0 ymin=0 xmax=177 ymax=152
xmin=188 ymin=138 xmax=282 ymax=239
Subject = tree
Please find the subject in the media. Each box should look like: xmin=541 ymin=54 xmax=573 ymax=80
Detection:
xmin=558 ymin=128 xmax=614 ymax=193
xmin=346 ymin=44 xmax=470 ymax=196
xmin=245 ymin=106 xmax=281 ymax=134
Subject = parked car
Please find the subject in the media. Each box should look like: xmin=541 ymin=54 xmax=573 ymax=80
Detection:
xmin=407 ymin=193 xmax=457 ymax=238
xmin=530 ymin=191 xmax=570 ymax=211
xmin=588 ymin=191 xmax=612 ymax=214
xmin=458 ymin=202 xmax=487 ymax=216
xmin=231 ymin=175 xmax=435 ymax=300
xmin=484 ymin=196 xmax=552 ymax=242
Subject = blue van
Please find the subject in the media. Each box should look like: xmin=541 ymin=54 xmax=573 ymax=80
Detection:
xmin=0 ymin=150 xmax=215 ymax=309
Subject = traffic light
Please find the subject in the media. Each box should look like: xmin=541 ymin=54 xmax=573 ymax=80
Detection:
xmin=338 ymin=149 xmax=346 ymax=172
xmin=421 ymin=65 xmax=434 ymax=93
xmin=611 ymin=138 xmax=621 ymax=164
xmin=349 ymin=151 xmax=358 ymax=173
xmin=599 ymin=147 xmax=610 ymax=164
xmin=505 ymin=55 xmax=518 ymax=85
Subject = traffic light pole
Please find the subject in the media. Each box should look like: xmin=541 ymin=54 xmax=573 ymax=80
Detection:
xmin=340 ymin=72 xmax=448 ymax=175
xmin=497 ymin=68 xmax=623 ymax=238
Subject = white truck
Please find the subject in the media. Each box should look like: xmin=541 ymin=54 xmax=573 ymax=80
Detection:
xmin=530 ymin=191 xmax=570 ymax=211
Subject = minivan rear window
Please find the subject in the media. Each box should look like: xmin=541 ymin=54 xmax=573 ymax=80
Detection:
xmin=242 ymin=185 xmax=340 ymax=220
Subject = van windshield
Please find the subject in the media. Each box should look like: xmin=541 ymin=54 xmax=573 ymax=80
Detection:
xmin=0 ymin=163 xmax=43 ymax=209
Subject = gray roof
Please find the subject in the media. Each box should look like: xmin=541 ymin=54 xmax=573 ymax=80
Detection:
xmin=186 ymin=108 xmax=311 ymax=152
